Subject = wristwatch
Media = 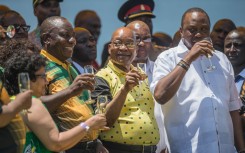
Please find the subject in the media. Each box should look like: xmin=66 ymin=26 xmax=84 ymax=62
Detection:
xmin=80 ymin=122 xmax=90 ymax=132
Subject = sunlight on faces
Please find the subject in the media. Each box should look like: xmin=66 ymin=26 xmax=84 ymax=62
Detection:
xmin=180 ymin=11 xmax=210 ymax=50
xmin=47 ymin=19 xmax=76 ymax=61
xmin=224 ymin=30 xmax=245 ymax=66
xmin=109 ymin=27 xmax=137 ymax=68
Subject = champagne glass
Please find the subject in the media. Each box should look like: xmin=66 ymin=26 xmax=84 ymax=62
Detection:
xmin=84 ymin=65 xmax=95 ymax=104
xmin=137 ymin=63 xmax=147 ymax=98
xmin=18 ymin=73 xmax=30 ymax=114
xmin=203 ymin=37 xmax=216 ymax=71
xmin=97 ymin=95 xmax=108 ymax=114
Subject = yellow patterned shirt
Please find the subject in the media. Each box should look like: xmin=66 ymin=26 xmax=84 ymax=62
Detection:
xmin=40 ymin=50 xmax=97 ymax=141
xmin=92 ymin=60 xmax=159 ymax=145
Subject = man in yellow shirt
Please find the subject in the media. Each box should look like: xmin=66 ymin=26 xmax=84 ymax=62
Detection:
xmin=92 ymin=27 xmax=159 ymax=153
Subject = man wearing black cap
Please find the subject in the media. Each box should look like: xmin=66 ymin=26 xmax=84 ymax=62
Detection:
xmin=118 ymin=0 xmax=155 ymax=34
xmin=29 ymin=0 xmax=62 ymax=50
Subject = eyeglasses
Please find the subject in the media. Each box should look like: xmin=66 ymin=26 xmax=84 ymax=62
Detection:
xmin=136 ymin=36 xmax=152 ymax=44
xmin=111 ymin=40 xmax=136 ymax=49
xmin=3 ymin=24 xmax=30 ymax=33
xmin=35 ymin=74 xmax=47 ymax=79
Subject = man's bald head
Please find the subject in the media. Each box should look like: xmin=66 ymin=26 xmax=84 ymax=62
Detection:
xmin=110 ymin=27 xmax=135 ymax=42
xmin=126 ymin=20 xmax=150 ymax=34
xmin=126 ymin=20 xmax=151 ymax=64
xmin=40 ymin=16 xmax=69 ymax=34
xmin=40 ymin=16 xmax=73 ymax=45
xmin=109 ymin=27 xmax=137 ymax=69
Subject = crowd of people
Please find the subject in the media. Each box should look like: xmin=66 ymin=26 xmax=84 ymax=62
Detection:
xmin=0 ymin=0 xmax=245 ymax=153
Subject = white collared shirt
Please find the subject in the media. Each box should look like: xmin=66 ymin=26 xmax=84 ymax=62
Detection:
xmin=146 ymin=58 xmax=168 ymax=153
xmin=150 ymin=40 xmax=241 ymax=153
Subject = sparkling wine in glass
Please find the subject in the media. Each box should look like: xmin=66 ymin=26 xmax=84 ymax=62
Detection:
xmin=137 ymin=63 xmax=147 ymax=98
xmin=84 ymin=65 xmax=95 ymax=104
xmin=137 ymin=63 xmax=147 ymax=82
xmin=203 ymin=37 xmax=216 ymax=71
xmin=18 ymin=73 xmax=31 ymax=114
xmin=97 ymin=95 xmax=108 ymax=114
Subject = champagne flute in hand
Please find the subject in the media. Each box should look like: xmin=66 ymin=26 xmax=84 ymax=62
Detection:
xmin=97 ymin=95 xmax=108 ymax=114
xmin=137 ymin=63 xmax=147 ymax=98
xmin=18 ymin=73 xmax=31 ymax=114
xmin=84 ymin=65 xmax=95 ymax=104
xmin=203 ymin=37 xmax=216 ymax=71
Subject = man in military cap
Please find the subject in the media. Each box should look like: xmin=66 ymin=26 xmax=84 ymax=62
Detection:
xmin=29 ymin=0 xmax=63 ymax=50
xmin=118 ymin=0 xmax=155 ymax=34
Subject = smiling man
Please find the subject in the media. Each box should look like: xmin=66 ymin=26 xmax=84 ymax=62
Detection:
xmin=39 ymin=16 xmax=109 ymax=153
xmin=29 ymin=0 xmax=62 ymax=50
xmin=91 ymin=27 xmax=159 ymax=153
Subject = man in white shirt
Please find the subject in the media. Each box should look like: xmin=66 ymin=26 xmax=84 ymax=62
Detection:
xmin=151 ymin=7 xmax=245 ymax=153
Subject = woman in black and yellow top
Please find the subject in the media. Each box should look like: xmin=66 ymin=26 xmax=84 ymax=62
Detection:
xmin=3 ymin=52 xmax=109 ymax=153
xmin=0 ymin=67 xmax=33 ymax=153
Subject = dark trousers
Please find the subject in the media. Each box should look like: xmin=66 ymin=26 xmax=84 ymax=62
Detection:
xmin=65 ymin=140 xmax=97 ymax=153
xmin=102 ymin=141 xmax=157 ymax=153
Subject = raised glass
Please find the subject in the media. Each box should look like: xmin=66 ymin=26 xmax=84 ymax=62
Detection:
xmin=137 ymin=63 xmax=147 ymax=98
xmin=18 ymin=73 xmax=30 ymax=114
xmin=203 ymin=37 xmax=216 ymax=71
xmin=84 ymin=65 xmax=95 ymax=104
xmin=97 ymin=95 xmax=108 ymax=114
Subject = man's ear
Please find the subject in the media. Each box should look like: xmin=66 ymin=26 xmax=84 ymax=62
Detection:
xmin=33 ymin=7 xmax=38 ymax=17
xmin=108 ymin=43 xmax=112 ymax=55
xmin=179 ymin=27 xmax=183 ymax=38
xmin=41 ymin=33 xmax=51 ymax=46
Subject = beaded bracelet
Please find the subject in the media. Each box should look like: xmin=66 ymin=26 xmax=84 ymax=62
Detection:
xmin=180 ymin=59 xmax=190 ymax=67
xmin=177 ymin=62 xmax=189 ymax=71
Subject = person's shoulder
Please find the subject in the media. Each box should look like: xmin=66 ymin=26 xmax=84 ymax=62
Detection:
xmin=214 ymin=50 xmax=229 ymax=61
xmin=30 ymin=98 xmax=44 ymax=112
xmin=157 ymin=47 xmax=176 ymax=59
xmin=96 ymin=66 xmax=111 ymax=77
